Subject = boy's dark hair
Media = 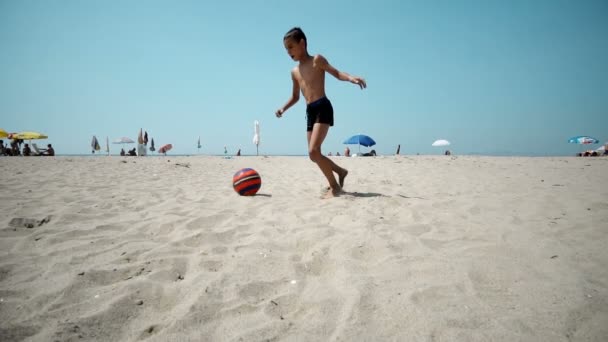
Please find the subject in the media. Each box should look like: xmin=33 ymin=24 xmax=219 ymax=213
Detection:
xmin=284 ymin=27 xmax=307 ymax=47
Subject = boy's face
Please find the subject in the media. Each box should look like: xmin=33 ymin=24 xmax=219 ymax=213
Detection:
xmin=283 ymin=37 xmax=305 ymax=61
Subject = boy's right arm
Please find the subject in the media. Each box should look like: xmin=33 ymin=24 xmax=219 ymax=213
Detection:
xmin=276 ymin=70 xmax=300 ymax=117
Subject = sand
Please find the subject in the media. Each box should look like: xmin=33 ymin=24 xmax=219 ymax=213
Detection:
xmin=1 ymin=155 xmax=607 ymax=341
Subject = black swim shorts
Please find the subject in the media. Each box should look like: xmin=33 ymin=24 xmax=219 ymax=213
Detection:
xmin=306 ymin=96 xmax=334 ymax=132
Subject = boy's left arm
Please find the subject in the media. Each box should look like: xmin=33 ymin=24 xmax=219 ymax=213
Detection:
xmin=315 ymin=55 xmax=366 ymax=89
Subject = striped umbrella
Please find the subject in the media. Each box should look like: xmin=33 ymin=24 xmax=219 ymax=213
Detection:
xmin=568 ymin=136 xmax=599 ymax=145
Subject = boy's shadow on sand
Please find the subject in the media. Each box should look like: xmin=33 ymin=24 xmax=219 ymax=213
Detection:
xmin=342 ymin=191 xmax=386 ymax=198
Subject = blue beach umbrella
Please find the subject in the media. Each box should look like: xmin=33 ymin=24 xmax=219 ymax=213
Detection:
xmin=344 ymin=134 xmax=376 ymax=154
xmin=568 ymin=136 xmax=599 ymax=145
xmin=344 ymin=134 xmax=376 ymax=147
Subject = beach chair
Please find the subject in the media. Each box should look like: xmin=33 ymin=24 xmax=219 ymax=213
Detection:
xmin=32 ymin=143 xmax=46 ymax=155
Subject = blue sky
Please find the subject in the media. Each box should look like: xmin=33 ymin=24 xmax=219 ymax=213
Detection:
xmin=1 ymin=0 xmax=607 ymax=156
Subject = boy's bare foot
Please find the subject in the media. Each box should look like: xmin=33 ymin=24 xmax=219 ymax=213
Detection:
xmin=321 ymin=186 xmax=342 ymax=199
xmin=339 ymin=169 xmax=348 ymax=188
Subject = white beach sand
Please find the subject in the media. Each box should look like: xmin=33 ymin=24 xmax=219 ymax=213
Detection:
xmin=1 ymin=155 xmax=607 ymax=341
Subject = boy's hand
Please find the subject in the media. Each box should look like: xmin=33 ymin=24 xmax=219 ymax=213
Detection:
xmin=350 ymin=76 xmax=367 ymax=89
xmin=275 ymin=108 xmax=284 ymax=118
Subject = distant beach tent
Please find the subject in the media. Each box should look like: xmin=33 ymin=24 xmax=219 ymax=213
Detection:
xmin=431 ymin=139 xmax=450 ymax=147
xmin=568 ymin=136 xmax=599 ymax=145
xmin=91 ymin=135 xmax=101 ymax=153
xmin=113 ymin=137 xmax=135 ymax=144
xmin=159 ymin=144 xmax=172 ymax=154
xmin=0 ymin=128 xmax=8 ymax=138
xmin=253 ymin=120 xmax=260 ymax=155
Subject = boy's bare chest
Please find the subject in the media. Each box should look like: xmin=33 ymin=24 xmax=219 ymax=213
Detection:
xmin=295 ymin=65 xmax=324 ymax=85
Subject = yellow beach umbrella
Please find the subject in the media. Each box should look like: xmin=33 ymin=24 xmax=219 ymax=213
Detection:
xmin=13 ymin=131 xmax=48 ymax=140
xmin=0 ymin=128 xmax=8 ymax=139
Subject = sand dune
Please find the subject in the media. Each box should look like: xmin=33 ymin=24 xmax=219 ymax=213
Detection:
xmin=1 ymin=155 xmax=607 ymax=341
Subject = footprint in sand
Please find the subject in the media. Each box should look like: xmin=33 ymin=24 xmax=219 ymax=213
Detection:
xmin=264 ymin=293 xmax=299 ymax=320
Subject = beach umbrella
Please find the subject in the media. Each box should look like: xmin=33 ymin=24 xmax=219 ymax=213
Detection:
xmin=0 ymin=128 xmax=8 ymax=139
xmin=13 ymin=131 xmax=48 ymax=140
xmin=113 ymin=137 xmax=135 ymax=144
xmin=159 ymin=144 xmax=172 ymax=154
xmin=344 ymin=134 xmax=376 ymax=147
xmin=568 ymin=136 xmax=599 ymax=145
xmin=431 ymin=139 xmax=450 ymax=147
xmin=91 ymin=135 xmax=101 ymax=153
xmin=149 ymin=138 xmax=156 ymax=151
xmin=344 ymin=134 xmax=375 ymax=153
xmin=253 ymin=120 xmax=260 ymax=155
xmin=569 ymin=136 xmax=599 ymax=155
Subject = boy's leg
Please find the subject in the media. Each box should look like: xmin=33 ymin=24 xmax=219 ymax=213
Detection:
xmin=307 ymin=123 xmax=347 ymax=197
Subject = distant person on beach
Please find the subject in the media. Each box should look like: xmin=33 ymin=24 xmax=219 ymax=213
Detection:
xmin=128 ymin=148 xmax=136 ymax=156
xmin=275 ymin=27 xmax=366 ymax=198
xmin=344 ymin=146 xmax=350 ymax=157
xmin=236 ymin=149 xmax=241 ymax=156
xmin=11 ymin=140 xmax=21 ymax=156
xmin=0 ymin=140 xmax=5 ymax=156
xmin=362 ymin=149 xmax=377 ymax=157
xmin=23 ymin=144 xmax=31 ymax=156
xmin=120 ymin=148 xmax=126 ymax=156
xmin=43 ymin=144 xmax=54 ymax=156
xmin=396 ymin=144 xmax=400 ymax=155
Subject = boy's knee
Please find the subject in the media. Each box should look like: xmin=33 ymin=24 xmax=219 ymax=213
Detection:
xmin=308 ymin=149 xmax=321 ymax=162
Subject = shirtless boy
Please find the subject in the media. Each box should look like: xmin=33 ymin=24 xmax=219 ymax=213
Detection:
xmin=276 ymin=27 xmax=366 ymax=198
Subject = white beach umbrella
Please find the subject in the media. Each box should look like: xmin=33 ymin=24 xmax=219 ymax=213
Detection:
xmin=432 ymin=139 xmax=450 ymax=147
xmin=113 ymin=137 xmax=135 ymax=144
xmin=253 ymin=120 xmax=260 ymax=155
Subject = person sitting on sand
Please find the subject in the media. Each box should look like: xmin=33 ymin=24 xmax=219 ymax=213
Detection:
xmin=128 ymin=148 xmax=136 ymax=156
xmin=23 ymin=143 xmax=31 ymax=156
xmin=362 ymin=149 xmax=377 ymax=157
xmin=120 ymin=148 xmax=126 ymax=156
xmin=43 ymin=144 xmax=55 ymax=156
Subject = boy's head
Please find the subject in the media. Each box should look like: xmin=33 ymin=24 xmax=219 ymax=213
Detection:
xmin=283 ymin=27 xmax=307 ymax=61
